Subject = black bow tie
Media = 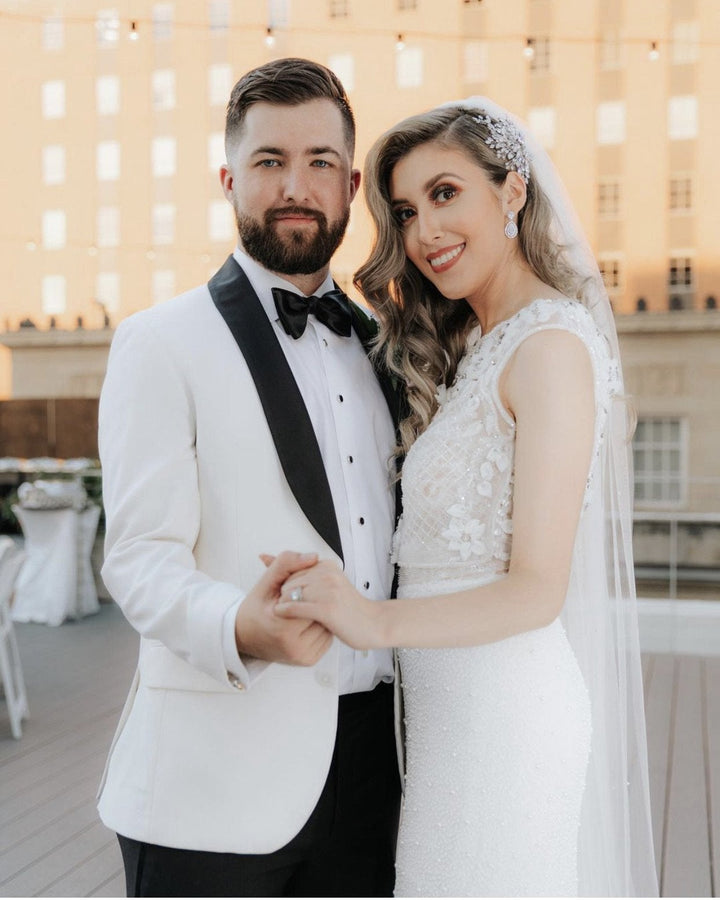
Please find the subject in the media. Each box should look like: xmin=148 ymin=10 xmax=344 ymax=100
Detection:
xmin=272 ymin=287 xmax=352 ymax=340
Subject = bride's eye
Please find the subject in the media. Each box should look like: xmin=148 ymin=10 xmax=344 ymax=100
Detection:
xmin=394 ymin=206 xmax=416 ymax=225
xmin=433 ymin=185 xmax=457 ymax=203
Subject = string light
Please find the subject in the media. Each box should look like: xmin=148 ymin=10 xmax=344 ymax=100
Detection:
xmin=129 ymin=21 xmax=139 ymax=41
xmin=523 ymin=37 xmax=535 ymax=59
xmin=396 ymin=33 xmax=405 ymax=52
xmin=648 ymin=40 xmax=660 ymax=60
xmin=0 ymin=10 xmax=716 ymax=55
xmin=264 ymin=26 xmax=276 ymax=48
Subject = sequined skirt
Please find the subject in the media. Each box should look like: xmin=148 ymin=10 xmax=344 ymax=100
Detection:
xmin=395 ymin=617 xmax=592 ymax=897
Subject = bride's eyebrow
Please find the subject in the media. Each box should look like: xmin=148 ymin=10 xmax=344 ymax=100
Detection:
xmin=391 ymin=172 xmax=464 ymax=206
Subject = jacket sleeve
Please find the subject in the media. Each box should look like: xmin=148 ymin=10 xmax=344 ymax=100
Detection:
xmin=99 ymin=312 xmax=253 ymax=688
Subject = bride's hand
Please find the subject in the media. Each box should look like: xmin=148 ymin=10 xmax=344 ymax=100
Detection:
xmin=274 ymin=560 xmax=385 ymax=651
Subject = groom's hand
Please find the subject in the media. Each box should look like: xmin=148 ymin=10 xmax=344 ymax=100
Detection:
xmin=234 ymin=551 xmax=332 ymax=666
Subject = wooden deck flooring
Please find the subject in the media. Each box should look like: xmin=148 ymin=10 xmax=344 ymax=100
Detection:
xmin=0 ymin=602 xmax=718 ymax=897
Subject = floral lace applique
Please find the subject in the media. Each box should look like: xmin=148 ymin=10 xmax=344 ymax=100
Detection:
xmin=394 ymin=299 xmax=616 ymax=592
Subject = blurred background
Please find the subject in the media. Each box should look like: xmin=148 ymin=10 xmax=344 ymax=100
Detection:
xmin=1 ymin=0 xmax=718 ymax=619
xmin=0 ymin=3 xmax=718 ymax=896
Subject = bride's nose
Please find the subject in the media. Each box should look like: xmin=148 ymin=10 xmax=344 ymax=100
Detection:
xmin=416 ymin=207 xmax=444 ymax=245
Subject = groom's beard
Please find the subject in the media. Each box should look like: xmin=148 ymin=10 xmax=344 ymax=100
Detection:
xmin=236 ymin=205 xmax=350 ymax=276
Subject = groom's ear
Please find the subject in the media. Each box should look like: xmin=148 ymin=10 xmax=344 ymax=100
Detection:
xmin=349 ymin=168 xmax=361 ymax=203
xmin=502 ymin=171 xmax=527 ymax=213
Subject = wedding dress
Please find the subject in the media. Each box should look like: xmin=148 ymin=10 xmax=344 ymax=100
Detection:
xmin=393 ymin=299 xmax=621 ymax=897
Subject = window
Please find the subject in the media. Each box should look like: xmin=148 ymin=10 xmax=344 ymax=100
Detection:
xmin=328 ymin=53 xmax=355 ymax=91
xmin=97 ymin=141 xmax=121 ymax=180
xmin=268 ymin=0 xmax=289 ymax=28
xmin=42 ymin=146 xmax=66 ymax=185
xmin=599 ymin=30 xmax=623 ymax=70
xmin=669 ymin=175 xmax=693 ymax=213
xmin=152 ymin=137 xmax=176 ymax=177
xmin=152 ymin=3 xmax=174 ymax=40
xmin=43 ymin=16 xmax=64 ymax=51
xmin=529 ymin=37 xmax=550 ymax=73
xmin=208 ymin=64 xmax=232 ymax=106
xmin=668 ymin=96 xmax=698 ymax=140
xmin=42 ymin=80 xmax=65 ymax=119
xmin=42 ymin=210 xmax=66 ymax=249
xmin=152 ymin=70 xmax=176 ymax=111
xmin=42 ymin=275 xmax=66 ymax=315
xmin=633 ymin=418 xmax=686 ymax=505
xmin=208 ymin=133 xmax=225 ymax=171
xmin=329 ymin=0 xmax=349 ymax=16
xmin=396 ymin=47 xmax=423 ymax=89
xmin=96 ymin=76 xmax=120 ymax=115
xmin=97 ymin=206 xmax=120 ymax=247
xmin=598 ymin=179 xmax=621 ymax=218
xmin=672 ymin=21 xmax=699 ymax=65
xmin=208 ymin=200 xmax=234 ymax=242
xmin=208 ymin=0 xmax=230 ymax=31
xmin=96 ymin=9 xmax=120 ymax=46
xmin=668 ymin=255 xmax=693 ymax=309
xmin=96 ymin=272 xmax=120 ymax=313
xmin=152 ymin=203 xmax=176 ymax=245
xmin=597 ymin=101 xmax=625 ymax=145
xmin=527 ymin=107 xmax=555 ymax=150
xmin=153 ymin=270 xmax=176 ymax=304
xmin=463 ymin=41 xmax=488 ymax=83
xmin=598 ymin=255 xmax=623 ymax=293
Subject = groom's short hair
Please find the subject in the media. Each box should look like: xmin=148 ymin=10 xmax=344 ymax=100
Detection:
xmin=225 ymin=57 xmax=355 ymax=155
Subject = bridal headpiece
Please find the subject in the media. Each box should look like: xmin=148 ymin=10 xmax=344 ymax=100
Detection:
xmin=471 ymin=111 xmax=531 ymax=184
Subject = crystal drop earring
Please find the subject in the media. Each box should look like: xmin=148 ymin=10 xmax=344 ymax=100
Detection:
xmin=504 ymin=211 xmax=518 ymax=239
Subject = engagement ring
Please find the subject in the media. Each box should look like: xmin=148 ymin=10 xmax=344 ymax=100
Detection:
xmin=289 ymin=586 xmax=304 ymax=602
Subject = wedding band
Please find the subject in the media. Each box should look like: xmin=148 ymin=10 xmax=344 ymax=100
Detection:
xmin=289 ymin=586 xmax=304 ymax=602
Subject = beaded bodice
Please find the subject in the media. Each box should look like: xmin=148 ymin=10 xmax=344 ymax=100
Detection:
xmin=393 ymin=298 xmax=619 ymax=596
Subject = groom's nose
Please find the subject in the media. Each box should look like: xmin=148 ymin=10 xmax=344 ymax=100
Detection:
xmin=280 ymin=164 xmax=312 ymax=204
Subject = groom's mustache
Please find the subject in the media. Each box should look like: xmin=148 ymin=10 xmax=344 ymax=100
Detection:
xmin=266 ymin=206 xmax=326 ymax=225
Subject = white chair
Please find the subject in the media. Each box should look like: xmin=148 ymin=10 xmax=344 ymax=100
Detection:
xmin=0 ymin=537 xmax=29 ymax=739
xmin=11 ymin=504 xmax=101 ymax=625
xmin=11 ymin=505 xmax=79 ymax=626
xmin=76 ymin=504 xmax=101 ymax=618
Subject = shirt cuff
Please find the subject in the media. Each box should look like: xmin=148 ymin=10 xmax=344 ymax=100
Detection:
xmin=221 ymin=596 xmax=271 ymax=690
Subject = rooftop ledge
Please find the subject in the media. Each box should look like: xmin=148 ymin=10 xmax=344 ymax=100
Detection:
xmin=615 ymin=309 xmax=720 ymax=334
xmin=0 ymin=327 xmax=114 ymax=349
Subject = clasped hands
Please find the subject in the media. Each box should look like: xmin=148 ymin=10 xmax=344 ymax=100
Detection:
xmin=233 ymin=551 xmax=383 ymax=667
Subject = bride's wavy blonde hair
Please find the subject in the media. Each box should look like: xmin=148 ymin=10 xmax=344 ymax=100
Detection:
xmin=355 ymin=105 xmax=588 ymax=454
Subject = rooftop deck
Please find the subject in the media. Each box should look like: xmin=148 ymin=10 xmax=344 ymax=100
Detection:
xmin=1 ymin=601 xmax=718 ymax=897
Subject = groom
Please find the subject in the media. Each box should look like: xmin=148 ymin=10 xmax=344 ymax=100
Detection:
xmin=97 ymin=58 xmax=401 ymax=896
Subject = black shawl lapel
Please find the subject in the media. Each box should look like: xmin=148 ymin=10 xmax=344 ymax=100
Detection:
xmin=208 ymin=256 xmax=343 ymax=561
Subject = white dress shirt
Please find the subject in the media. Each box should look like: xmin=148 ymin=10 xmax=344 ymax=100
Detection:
xmin=222 ymin=247 xmax=396 ymax=694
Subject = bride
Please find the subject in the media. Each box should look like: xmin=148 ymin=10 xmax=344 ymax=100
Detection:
xmin=272 ymin=98 xmax=658 ymax=897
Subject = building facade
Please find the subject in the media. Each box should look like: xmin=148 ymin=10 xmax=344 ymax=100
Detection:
xmin=0 ymin=0 xmax=718 ymax=596
xmin=1 ymin=0 xmax=718 ymax=350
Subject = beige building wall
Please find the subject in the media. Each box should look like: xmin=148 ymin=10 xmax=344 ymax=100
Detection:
xmin=1 ymin=0 xmax=718 ymax=346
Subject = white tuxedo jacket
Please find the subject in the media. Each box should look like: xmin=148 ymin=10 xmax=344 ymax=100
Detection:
xmin=97 ymin=257 xmax=399 ymax=854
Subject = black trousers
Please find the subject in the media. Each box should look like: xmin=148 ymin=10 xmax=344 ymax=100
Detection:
xmin=118 ymin=681 xmax=400 ymax=897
